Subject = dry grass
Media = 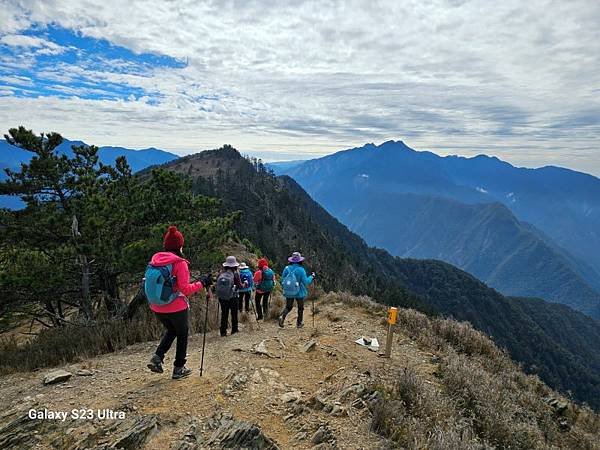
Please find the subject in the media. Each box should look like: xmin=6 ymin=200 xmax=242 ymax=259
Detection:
xmin=266 ymin=292 xmax=285 ymax=321
xmin=369 ymin=355 xmax=600 ymax=449
xmin=370 ymin=366 xmax=478 ymax=449
xmin=322 ymin=292 xmax=600 ymax=449
xmin=0 ymin=295 xmax=221 ymax=374
xmin=320 ymin=291 xmax=386 ymax=315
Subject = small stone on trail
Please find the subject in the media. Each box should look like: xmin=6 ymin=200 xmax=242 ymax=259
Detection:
xmin=207 ymin=412 xmax=279 ymax=449
xmin=311 ymin=425 xmax=333 ymax=445
xmin=330 ymin=405 xmax=346 ymax=416
xmin=252 ymin=370 xmax=263 ymax=384
xmin=295 ymin=431 xmax=308 ymax=441
xmin=43 ymin=370 xmax=72 ymax=385
xmin=255 ymin=340 xmax=269 ymax=354
xmin=76 ymin=369 xmax=94 ymax=376
xmin=307 ymin=394 xmax=327 ymax=411
xmin=303 ymin=340 xmax=317 ymax=352
xmin=281 ymin=391 xmax=301 ymax=403
xmin=252 ymin=339 xmax=276 ymax=358
xmin=312 ymin=443 xmax=333 ymax=450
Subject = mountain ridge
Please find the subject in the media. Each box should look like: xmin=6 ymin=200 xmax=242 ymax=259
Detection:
xmin=278 ymin=140 xmax=600 ymax=318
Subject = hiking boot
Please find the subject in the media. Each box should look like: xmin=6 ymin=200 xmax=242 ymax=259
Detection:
xmin=297 ymin=322 xmax=304 ymax=328
xmin=147 ymin=354 xmax=163 ymax=373
xmin=278 ymin=315 xmax=285 ymax=328
xmin=231 ymin=329 xmax=239 ymax=335
xmin=172 ymin=366 xmax=192 ymax=379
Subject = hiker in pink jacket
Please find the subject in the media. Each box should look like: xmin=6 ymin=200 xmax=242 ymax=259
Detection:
xmin=146 ymin=226 xmax=212 ymax=379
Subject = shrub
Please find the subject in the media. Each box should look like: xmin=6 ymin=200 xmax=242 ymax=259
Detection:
xmin=369 ymin=366 xmax=474 ymax=449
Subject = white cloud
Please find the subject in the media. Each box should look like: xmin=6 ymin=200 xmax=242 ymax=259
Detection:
xmin=0 ymin=0 xmax=599 ymax=174
xmin=0 ymin=34 xmax=66 ymax=54
xmin=0 ymin=74 xmax=32 ymax=86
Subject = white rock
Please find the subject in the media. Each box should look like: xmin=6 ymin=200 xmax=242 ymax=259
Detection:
xmin=43 ymin=370 xmax=72 ymax=385
xmin=253 ymin=340 xmax=271 ymax=356
xmin=281 ymin=391 xmax=301 ymax=403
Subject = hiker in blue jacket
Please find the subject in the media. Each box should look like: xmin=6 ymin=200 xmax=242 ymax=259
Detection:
xmin=278 ymin=251 xmax=315 ymax=328
xmin=237 ymin=262 xmax=254 ymax=313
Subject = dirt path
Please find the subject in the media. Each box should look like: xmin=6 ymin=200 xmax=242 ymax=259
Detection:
xmin=0 ymin=298 xmax=438 ymax=449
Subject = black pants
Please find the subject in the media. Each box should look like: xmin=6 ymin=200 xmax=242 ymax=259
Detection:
xmin=255 ymin=291 xmax=271 ymax=319
xmin=219 ymin=297 xmax=239 ymax=336
xmin=238 ymin=291 xmax=252 ymax=312
xmin=155 ymin=309 xmax=189 ymax=368
xmin=280 ymin=298 xmax=305 ymax=325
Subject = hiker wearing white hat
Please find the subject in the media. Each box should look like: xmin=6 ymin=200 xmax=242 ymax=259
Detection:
xmin=237 ymin=262 xmax=254 ymax=313
xmin=215 ymin=256 xmax=247 ymax=336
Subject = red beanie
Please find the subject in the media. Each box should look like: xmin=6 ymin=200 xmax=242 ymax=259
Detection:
xmin=163 ymin=225 xmax=184 ymax=251
xmin=258 ymin=258 xmax=268 ymax=269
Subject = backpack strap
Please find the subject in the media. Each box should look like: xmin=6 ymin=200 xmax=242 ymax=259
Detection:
xmin=288 ymin=265 xmax=299 ymax=280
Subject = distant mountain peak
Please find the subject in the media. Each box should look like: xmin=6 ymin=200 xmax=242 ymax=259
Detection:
xmin=377 ymin=139 xmax=411 ymax=150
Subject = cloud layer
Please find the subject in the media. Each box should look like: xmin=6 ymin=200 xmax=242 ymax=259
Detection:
xmin=0 ymin=0 xmax=599 ymax=173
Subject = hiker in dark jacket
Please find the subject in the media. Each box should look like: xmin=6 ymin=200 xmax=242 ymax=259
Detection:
xmin=216 ymin=256 xmax=247 ymax=336
xmin=237 ymin=262 xmax=254 ymax=313
xmin=146 ymin=226 xmax=212 ymax=379
xmin=253 ymin=258 xmax=275 ymax=320
xmin=278 ymin=252 xmax=315 ymax=328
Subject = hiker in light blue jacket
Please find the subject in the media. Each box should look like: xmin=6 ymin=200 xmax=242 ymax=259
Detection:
xmin=278 ymin=251 xmax=315 ymax=328
xmin=237 ymin=262 xmax=254 ymax=313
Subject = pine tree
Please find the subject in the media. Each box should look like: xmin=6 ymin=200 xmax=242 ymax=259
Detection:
xmin=0 ymin=127 xmax=237 ymax=324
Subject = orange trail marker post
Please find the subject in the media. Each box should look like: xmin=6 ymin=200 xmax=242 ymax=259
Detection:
xmin=384 ymin=307 xmax=397 ymax=358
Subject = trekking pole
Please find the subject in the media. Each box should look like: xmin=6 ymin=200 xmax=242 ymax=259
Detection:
xmin=200 ymin=287 xmax=211 ymax=377
xmin=250 ymin=292 xmax=260 ymax=330
xmin=310 ymin=278 xmax=316 ymax=329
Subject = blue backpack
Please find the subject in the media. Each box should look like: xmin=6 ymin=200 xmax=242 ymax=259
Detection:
xmin=282 ymin=266 xmax=301 ymax=298
xmin=240 ymin=269 xmax=253 ymax=291
xmin=144 ymin=264 xmax=180 ymax=305
xmin=258 ymin=268 xmax=275 ymax=292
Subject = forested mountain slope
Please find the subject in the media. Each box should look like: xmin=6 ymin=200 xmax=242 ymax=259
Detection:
xmin=326 ymin=189 xmax=600 ymax=319
xmin=278 ymin=140 xmax=600 ymax=317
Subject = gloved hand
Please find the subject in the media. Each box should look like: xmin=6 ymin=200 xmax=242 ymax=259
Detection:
xmin=200 ymin=273 xmax=213 ymax=288
xmin=311 ymin=272 xmax=316 ymax=278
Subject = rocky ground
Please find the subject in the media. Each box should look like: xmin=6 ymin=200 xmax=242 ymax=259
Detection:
xmin=0 ymin=296 xmax=437 ymax=449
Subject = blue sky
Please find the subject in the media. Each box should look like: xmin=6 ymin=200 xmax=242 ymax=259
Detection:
xmin=1 ymin=24 xmax=184 ymax=101
xmin=0 ymin=0 xmax=599 ymax=174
